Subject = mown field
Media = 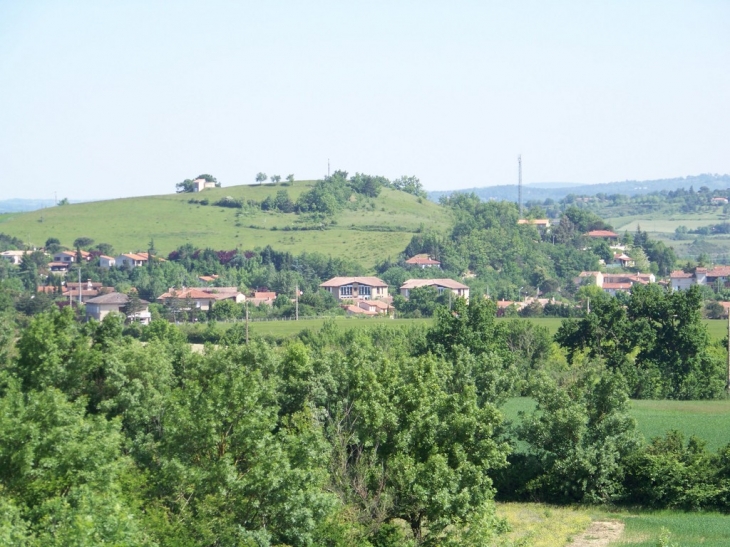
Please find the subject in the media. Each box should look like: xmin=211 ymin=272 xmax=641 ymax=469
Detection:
xmin=0 ymin=181 xmax=450 ymax=268
xmin=206 ymin=315 xmax=727 ymax=342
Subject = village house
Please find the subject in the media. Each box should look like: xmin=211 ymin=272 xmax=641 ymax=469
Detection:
xmin=585 ymin=230 xmax=619 ymax=242
xmin=611 ymin=252 xmax=635 ymax=268
xmin=575 ymin=271 xmax=654 ymax=295
xmin=671 ymin=266 xmax=730 ymax=291
xmin=404 ymin=254 xmax=441 ymax=269
xmin=400 ymin=278 xmax=470 ymax=301
xmin=157 ymin=286 xmax=245 ymax=311
xmin=517 ymin=218 xmax=551 ymax=234
xmin=99 ymin=255 xmax=116 ymax=269
xmin=85 ymin=292 xmax=151 ymax=324
xmin=53 ymin=250 xmax=91 ymax=263
xmin=115 ymin=252 xmax=151 ymax=268
xmin=711 ymin=197 xmax=728 ymax=205
xmin=248 ymin=291 xmax=277 ymax=306
xmin=0 ymin=250 xmax=34 ymax=265
xmin=48 ymin=262 xmax=71 ymax=274
xmin=320 ymin=277 xmax=389 ymax=301
xmin=193 ymin=178 xmax=217 ymax=192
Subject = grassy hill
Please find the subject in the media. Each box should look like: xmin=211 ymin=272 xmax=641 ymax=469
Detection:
xmin=0 ymin=181 xmax=450 ymax=268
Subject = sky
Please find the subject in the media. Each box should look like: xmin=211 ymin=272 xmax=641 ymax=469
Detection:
xmin=1 ymin=1 xmax=728 ymax=200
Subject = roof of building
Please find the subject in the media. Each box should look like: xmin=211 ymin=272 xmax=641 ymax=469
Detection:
xmin=614 ymin=253 xmax=632 ymax=260
xmin=517 ymin=218 xmax=551 ymax=225
xmin=198 ymin=274 xmax=219 ymax=282
xmin=603 ymin=283 xmax=633 ymax=290
xmin=578 ymin=271 xmax=601 ymax=278
xmin=1 ymin=250 xmax=31 ymax=256
xmin=706 ymin=266 xmax=730 ymax=278
xmin=400 ymin=278 xmax=469 ymax=290
xmin=86 ymin=292 xmax=150 ymax=305
xmin=366 ymin=300 xmax=390 ymax=309
xmin=405 ymin=254 xmax=441 ymax=265
xmin=254 ymin=291 xmax=276 ymax=300
xmin=320 ymin=276 xmax=388 ymax=288
xmin=158 ymin=287 xmax=241 ymax=301
xmin=344 ymin=304 xmax=377 ymax=316
xmin=670 ymin=270 xmax=694 ymax=279
xmin=586 ymin=230 xmax=619 ymax=238
xmin=118 ymin=252 xmax=150 ymax=261
xmin=48 ymin=262 xmax=70 ymax=268
xmin=99 ymin=255 xmax=115 ymax=260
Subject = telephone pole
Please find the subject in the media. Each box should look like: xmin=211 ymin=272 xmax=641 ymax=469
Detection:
xmin=245 ymin=301 xmax=249 ymax=344
xmin=295 ymin=283 xmax=299 ymax=321
xmin=518 ymin=154 xmax=523 ymax=218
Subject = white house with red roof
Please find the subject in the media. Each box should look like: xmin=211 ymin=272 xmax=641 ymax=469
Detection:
xmin=405 ymin=254 xmax=441 ymax=269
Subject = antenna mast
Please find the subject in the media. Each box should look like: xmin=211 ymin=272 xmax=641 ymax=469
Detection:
xmin=518 ymin=154 xmax=523 ymax=218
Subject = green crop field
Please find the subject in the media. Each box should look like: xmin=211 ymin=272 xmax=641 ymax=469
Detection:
xmin=618 ymin=511 xmax=730 ymax=546
xmin=502 ymin=397 xmax=730 ymax=451
xmin=0 ymin=181 xmax=450 ymax=268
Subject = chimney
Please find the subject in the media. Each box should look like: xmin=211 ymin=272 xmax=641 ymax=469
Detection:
xmin=87 ymin=279 xmax=92 ymax=290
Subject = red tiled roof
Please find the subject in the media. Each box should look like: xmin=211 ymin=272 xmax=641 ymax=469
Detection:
xmin=320 ymin=276 xmax=388 ymax=288
xmin=706 ymin=267 xmax=730 ymax=278
xmin=603 ymin=283 xmax=632 ymax=290
xmin=670 ymin=270 xmax=693 ymax=279
xmin=405 ymin=254 xmax=441 ymax=265
xmin=586 ymin=230 xmax=618 ymax=238
xmin=254 ymin=291 xmax=276 ymax=300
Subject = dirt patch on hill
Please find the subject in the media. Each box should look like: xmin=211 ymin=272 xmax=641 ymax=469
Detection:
xmin=568 ymin=520 xmax=624 ymax=546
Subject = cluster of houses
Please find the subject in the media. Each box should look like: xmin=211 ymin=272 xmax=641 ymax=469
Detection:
xmin=12 ymin=232 xmax=730 ymax=323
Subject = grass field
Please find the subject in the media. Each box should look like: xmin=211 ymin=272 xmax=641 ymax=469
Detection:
xmin=501 ymin=396 xmax=730 ymax=451
xmin=0 ymin=181 xmax=450 ymax=268
xmin=227 ymin=315 xmax=725 ymax=342
xmin=617 ymin=511 xmax=730 ymax=546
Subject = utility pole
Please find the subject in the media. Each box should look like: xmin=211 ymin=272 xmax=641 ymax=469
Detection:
xmin=726 ymin=311 xmax=730 ymax=393
xmin=245 ymin=301 xmax=249 ymax=344
xmin=77 ymin=264 xmax=82 ymax=306
xmin=295 ymin=283 xmax=299 ymax=321
xmin=518 ymin=154 xmax=523 ymax=219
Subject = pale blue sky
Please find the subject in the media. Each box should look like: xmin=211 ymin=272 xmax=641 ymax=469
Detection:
xmin=1 ymin=1 xmax=728 ymax=200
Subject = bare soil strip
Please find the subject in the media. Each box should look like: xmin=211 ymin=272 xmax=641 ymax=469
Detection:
xmin=568 ymin=520 xmax=624 ymax=546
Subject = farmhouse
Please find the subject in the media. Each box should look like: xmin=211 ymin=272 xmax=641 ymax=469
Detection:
xmin=193 ymin=178 xmax=217 ymax=192
xmin=115 ymin=252 xmax=151 ymax=268
xmin=320 ymin=277 xmax=389 ymax=301
xmin=99 ymin=255 xmax=116 ymax=269
xmin=670 ymin=266 xmax=730 ymax=291
xmin=0 ymin=250 xmax=34 ymax=265
xmin=405 ymin=254 xmax=441 ymax=268
xmin=248 ymin=291 xmax=277 ymax=306
xmin=85 ymin=292 xmax=151 ymax=324
xmin=611 ymin=253 xmax=635 ymax=268
xmin=585 ymin=230 xmax=619 ymax=242
xmin=157 ymin=286 xmax=245 ymax=311
xmin=400 ymin=279 xmax=470 ymax=300
xmin=53 ymin=250 xmax=91 ymax=263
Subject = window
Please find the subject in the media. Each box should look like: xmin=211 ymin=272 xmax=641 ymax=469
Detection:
xmin=359 ymin=285 xmax=371 ymax=297
xmin=340 ymin=285 xmax=353 ymax=297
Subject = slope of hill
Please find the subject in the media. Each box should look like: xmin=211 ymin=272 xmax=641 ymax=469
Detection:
xmin=429 ymin=174 xmax=730 ymax=203
xmin=0 ymin=181 xmax=449 ymax=268
xmin=0 ymin=199 xmax=58 ymax=213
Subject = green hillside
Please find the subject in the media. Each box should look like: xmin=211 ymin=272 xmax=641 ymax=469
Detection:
xmin=0 ymin=181 xmax=449 ymax=268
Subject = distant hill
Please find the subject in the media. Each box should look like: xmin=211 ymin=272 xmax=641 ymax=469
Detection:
xmin=0 ymin=181 xmax=449 ymax=268
xmin=0 ymin=199 xmax=57 ymax=213
xmin=428 ymin=174 xmax=730 ymax=203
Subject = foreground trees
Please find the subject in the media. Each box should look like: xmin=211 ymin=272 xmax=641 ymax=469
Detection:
xmin=556 ymin=284 xmax=726 ymax=399
xmin=3 ymin=290 xmax=730 ymax=544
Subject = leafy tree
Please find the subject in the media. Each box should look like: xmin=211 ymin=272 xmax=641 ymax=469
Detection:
xmin=176 ymin=179 xmax=195 ymax=193
xmin=515 ymin=372 xmax=641 ymax=503
xmin=57 ymin=197 xmax=69 ymax=205
xmin=271 ymin=174 xmax=282 ymax=184
xmin=286 ymin=174 xmax=295 ymax=183
xmin=44 ymin=237 xmax=62 ymax=253
xmin=73 ymin=236 xmax=94 ymax=249
xmin=256 ymin=172 xmax=268 ymax=185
